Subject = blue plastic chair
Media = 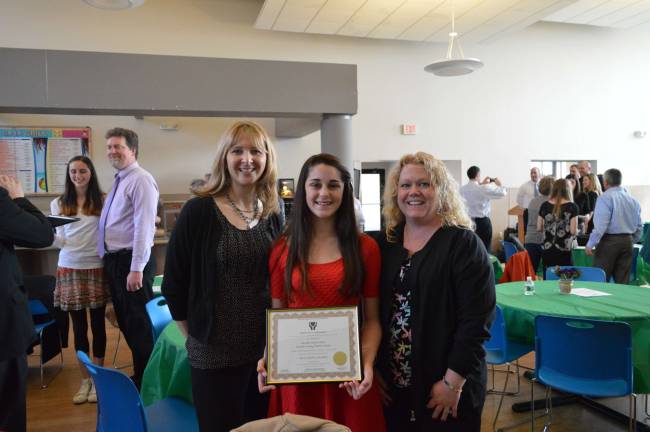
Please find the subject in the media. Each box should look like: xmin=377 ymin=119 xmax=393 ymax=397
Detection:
xmin=501 ymin=241 xmax=518 ymax=263
xmin=485 ymin=305 xmax=534 ymax=431
xmin=532 ymin=315 xmax=636 ymax=432
xmin=29 ymin=299 xmax=64 ymax=388
xmin=77 ymin=351 xmax=198 ymax=432
xmin=146 ymin=297 xmax=172 ymax=343
xmin=545 ymin=266 xmax=606 ymax=282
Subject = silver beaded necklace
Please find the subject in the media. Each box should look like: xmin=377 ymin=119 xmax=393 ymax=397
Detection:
xmin=226 ymin=194 xmax=259 ymax=229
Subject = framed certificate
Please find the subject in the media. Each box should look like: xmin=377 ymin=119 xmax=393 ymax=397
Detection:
xmin=266 ymin=306 xmax=361 ymax=384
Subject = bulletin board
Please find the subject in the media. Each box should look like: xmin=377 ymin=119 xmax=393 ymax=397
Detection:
xmin=0 ymin=127 xmax=91 ymax=195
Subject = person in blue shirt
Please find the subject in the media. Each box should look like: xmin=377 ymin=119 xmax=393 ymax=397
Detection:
xmin=586 ymin=168 xmax=642 ymax=283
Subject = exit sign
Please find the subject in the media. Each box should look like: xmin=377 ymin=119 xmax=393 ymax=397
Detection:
xmin=401 ymin=124 xmax=417 ymax=135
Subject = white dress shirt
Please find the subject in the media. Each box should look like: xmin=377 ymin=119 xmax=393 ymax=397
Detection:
xmin=516 ymin=180 xmax=538 ymax=208
xmin=460 ymin=180 xmax=507 ymax=219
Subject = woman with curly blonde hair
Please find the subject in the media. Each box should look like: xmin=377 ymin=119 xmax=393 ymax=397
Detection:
xmin=163 ymin=120 xmax=283 ymax=431
xmin=375 ymin=152 xmax=495 ymax=431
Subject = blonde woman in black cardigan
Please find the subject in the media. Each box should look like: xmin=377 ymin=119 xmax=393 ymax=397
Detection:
xmin=163 ymin=121 xmax=282 ymax=432
xmin=375 ymin=152 xmax=495 ymax=432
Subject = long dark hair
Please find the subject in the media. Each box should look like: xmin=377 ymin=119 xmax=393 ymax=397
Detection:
xmin=58 ymin=156 xmax=103 ymax=216
xmin=282 ymin=153 xmax=363 ymax=300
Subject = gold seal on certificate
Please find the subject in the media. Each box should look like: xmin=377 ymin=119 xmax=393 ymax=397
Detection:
xmin=266 ymin=306 xmax=361 ymax=384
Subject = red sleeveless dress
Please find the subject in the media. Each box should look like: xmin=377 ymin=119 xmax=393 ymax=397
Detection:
xmin=267 ymin=235 xmax=386 ymax=432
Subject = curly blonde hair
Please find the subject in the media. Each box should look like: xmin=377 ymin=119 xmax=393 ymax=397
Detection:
xmin=196 ymin=121 xmax=279 ymax=217
xmin=383 ymin=152 xmax=472 ymax=242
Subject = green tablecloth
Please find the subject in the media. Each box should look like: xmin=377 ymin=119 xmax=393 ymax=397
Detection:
xmin=153 ymin=274 xmax=163 ymax=296
xmin=141 ymin=322 xmax=192 ymax=406
xmin=489 ymin=254 xmax=503 ymax=282
xmin=496 ymin=281 xmax=650 ymax=393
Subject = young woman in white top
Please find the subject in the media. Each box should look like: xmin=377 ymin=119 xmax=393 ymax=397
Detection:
xmin=51 ymin=155 xmax=110 ymax=404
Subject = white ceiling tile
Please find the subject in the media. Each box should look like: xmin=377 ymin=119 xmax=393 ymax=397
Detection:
xmin=370 ymin=1 xmax=445 ymax=39
xmin=608 ymin=2 xmax=650 ymax=27
xmin=254 ymin=0 xmax=287 ymax=30
xmin=397 ymin=12 xmax=449 ymax=40
xmin=306 ymin=0 xmax=366 ymax=34
xmin=338 ymin=0 xmax=404 ymax=37
xmin=569 ymin=0 xmax=641 ymax=24
xmin=256 ymin=0 xmax=650 ymax=42
xmin=543 ymin=0 xmax=607 ymax=22
xmin=272 ymin=0 xmax=327 ymax=33
xmin=589 ymin=0 xmax=650 ymax=26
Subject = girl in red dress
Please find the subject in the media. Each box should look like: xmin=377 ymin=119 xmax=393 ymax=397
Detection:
xmin=257 ymin=153 xmax=386 ymax=432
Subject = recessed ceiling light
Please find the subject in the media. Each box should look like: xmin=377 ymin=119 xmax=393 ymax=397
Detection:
xmin=83 ymin=0 xmax=145 ymax=10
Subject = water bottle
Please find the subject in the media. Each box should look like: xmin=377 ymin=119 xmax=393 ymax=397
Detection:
xmin=524 ymin=276 xmax=535 ymax=296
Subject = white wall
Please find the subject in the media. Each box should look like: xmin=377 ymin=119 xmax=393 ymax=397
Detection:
xmin=2 ymin=0 xmax=650 ymax=232
xmin=0 ymin=114 xmax=320 ymax=195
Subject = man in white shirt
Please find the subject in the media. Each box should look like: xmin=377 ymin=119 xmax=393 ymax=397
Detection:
xmin=516 ymin=167 xmax=540 ymax=209
xmin=460 ymin=166 xmax=507 ymax=253
xmin=516 ymin=167 xmax=540 ymax=235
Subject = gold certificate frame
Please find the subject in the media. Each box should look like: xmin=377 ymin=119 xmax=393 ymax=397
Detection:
xmin=266 ymin=306 xmax=361 ymax=385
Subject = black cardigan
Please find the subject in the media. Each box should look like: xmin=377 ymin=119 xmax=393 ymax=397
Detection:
xmin=162 ymin=196 xmax=282 ymax=344
xmin=0 ymin=189 xmax=54 ymax=361
xmin=376 ymin=225 xmax=495 ymax=420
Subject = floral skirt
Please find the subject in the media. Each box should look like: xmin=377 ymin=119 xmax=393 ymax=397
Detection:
xmin=54 ymin=267 xmax=111 ymax=311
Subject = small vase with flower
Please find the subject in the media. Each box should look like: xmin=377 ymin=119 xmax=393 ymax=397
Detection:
xmin=552 ymin=266 xmax=582 ymax=294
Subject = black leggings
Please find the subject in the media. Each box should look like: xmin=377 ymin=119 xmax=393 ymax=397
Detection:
xmin=69 ymin=306 xmax=107 ymax=358
xmin=190 ymin=363 xmax=268 ymax=432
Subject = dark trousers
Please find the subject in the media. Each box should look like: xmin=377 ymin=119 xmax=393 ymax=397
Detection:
xmin=524 ymin=243 xmax=543 ymax=274
xmin=473 ymin=217 xmax=493 ymax=253
xmin=190 ymin=363 xmax=268 ymax=432
xmin=384 ymin=386 xmax=482 ymax=432
xmin=103 ymin=249 xmax=155 ymax=388
xmin=594 ymin=234 xmax=634 ymax=283
xmin=0 ymin=354 xmax=27 ymax=432
xmin=69 ymin=306 xmax=107 ymax=358
xmin=522 ymin=209 xmax=529 ymax=235
xmin=541 ymin=248 xmax=572 ymax=278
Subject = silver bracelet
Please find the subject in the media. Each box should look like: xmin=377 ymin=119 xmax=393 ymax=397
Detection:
xmin=442 ymin=376 xmax=463 ymax=393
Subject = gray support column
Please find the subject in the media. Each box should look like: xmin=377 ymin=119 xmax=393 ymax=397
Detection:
xmin=320 ymin=114 xmax=353 ymax=172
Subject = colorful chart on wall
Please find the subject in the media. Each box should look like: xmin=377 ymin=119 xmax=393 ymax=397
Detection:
xmin=0 ymin=127 xmax=91 ymax=195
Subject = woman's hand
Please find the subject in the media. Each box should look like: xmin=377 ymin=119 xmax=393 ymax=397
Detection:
xmin=374 ymin=369 xmax=393 ymax=406
xmin=426 ymin=379 xmax=461 ymax=421
xmin=256 ymin=357 xmax=276 ymax=393
xmin=339 ymin=364 xmax=374 ymax=400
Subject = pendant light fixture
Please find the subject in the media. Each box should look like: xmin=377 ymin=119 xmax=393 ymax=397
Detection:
xmin=424 ymin=1 xmax=483 ymax=77
xmin=83 ymin=0 xmax=145 ymax=10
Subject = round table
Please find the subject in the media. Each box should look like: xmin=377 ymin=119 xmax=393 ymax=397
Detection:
xmin=489 ymin=254 xmax=503 ymax=282
xmin=140 ymin=322 xmax=192 ymax=406
xmin=152 ymin=274 xmax=163 ymax=296
xmin=496 ymin=281 xmax=650 ymax=393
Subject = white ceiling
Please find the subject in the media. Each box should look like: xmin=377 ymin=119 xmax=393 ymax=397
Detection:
xmin=255 ymin=0 xmax=650 ymax=44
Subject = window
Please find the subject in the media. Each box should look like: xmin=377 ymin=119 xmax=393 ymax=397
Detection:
xmin=360 ymin=171 xmax=382 ymax=232
xmin=530 ymin=160 xmax=597 ymax=178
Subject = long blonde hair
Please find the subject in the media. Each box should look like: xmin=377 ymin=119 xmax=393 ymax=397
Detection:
xmin=583 ymin=173 xmax=602 ymax=195
xmin=196 ymin=121 xmax=279 ymax=217
xmin=383 ymin=152 xmax=472 ymax=242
